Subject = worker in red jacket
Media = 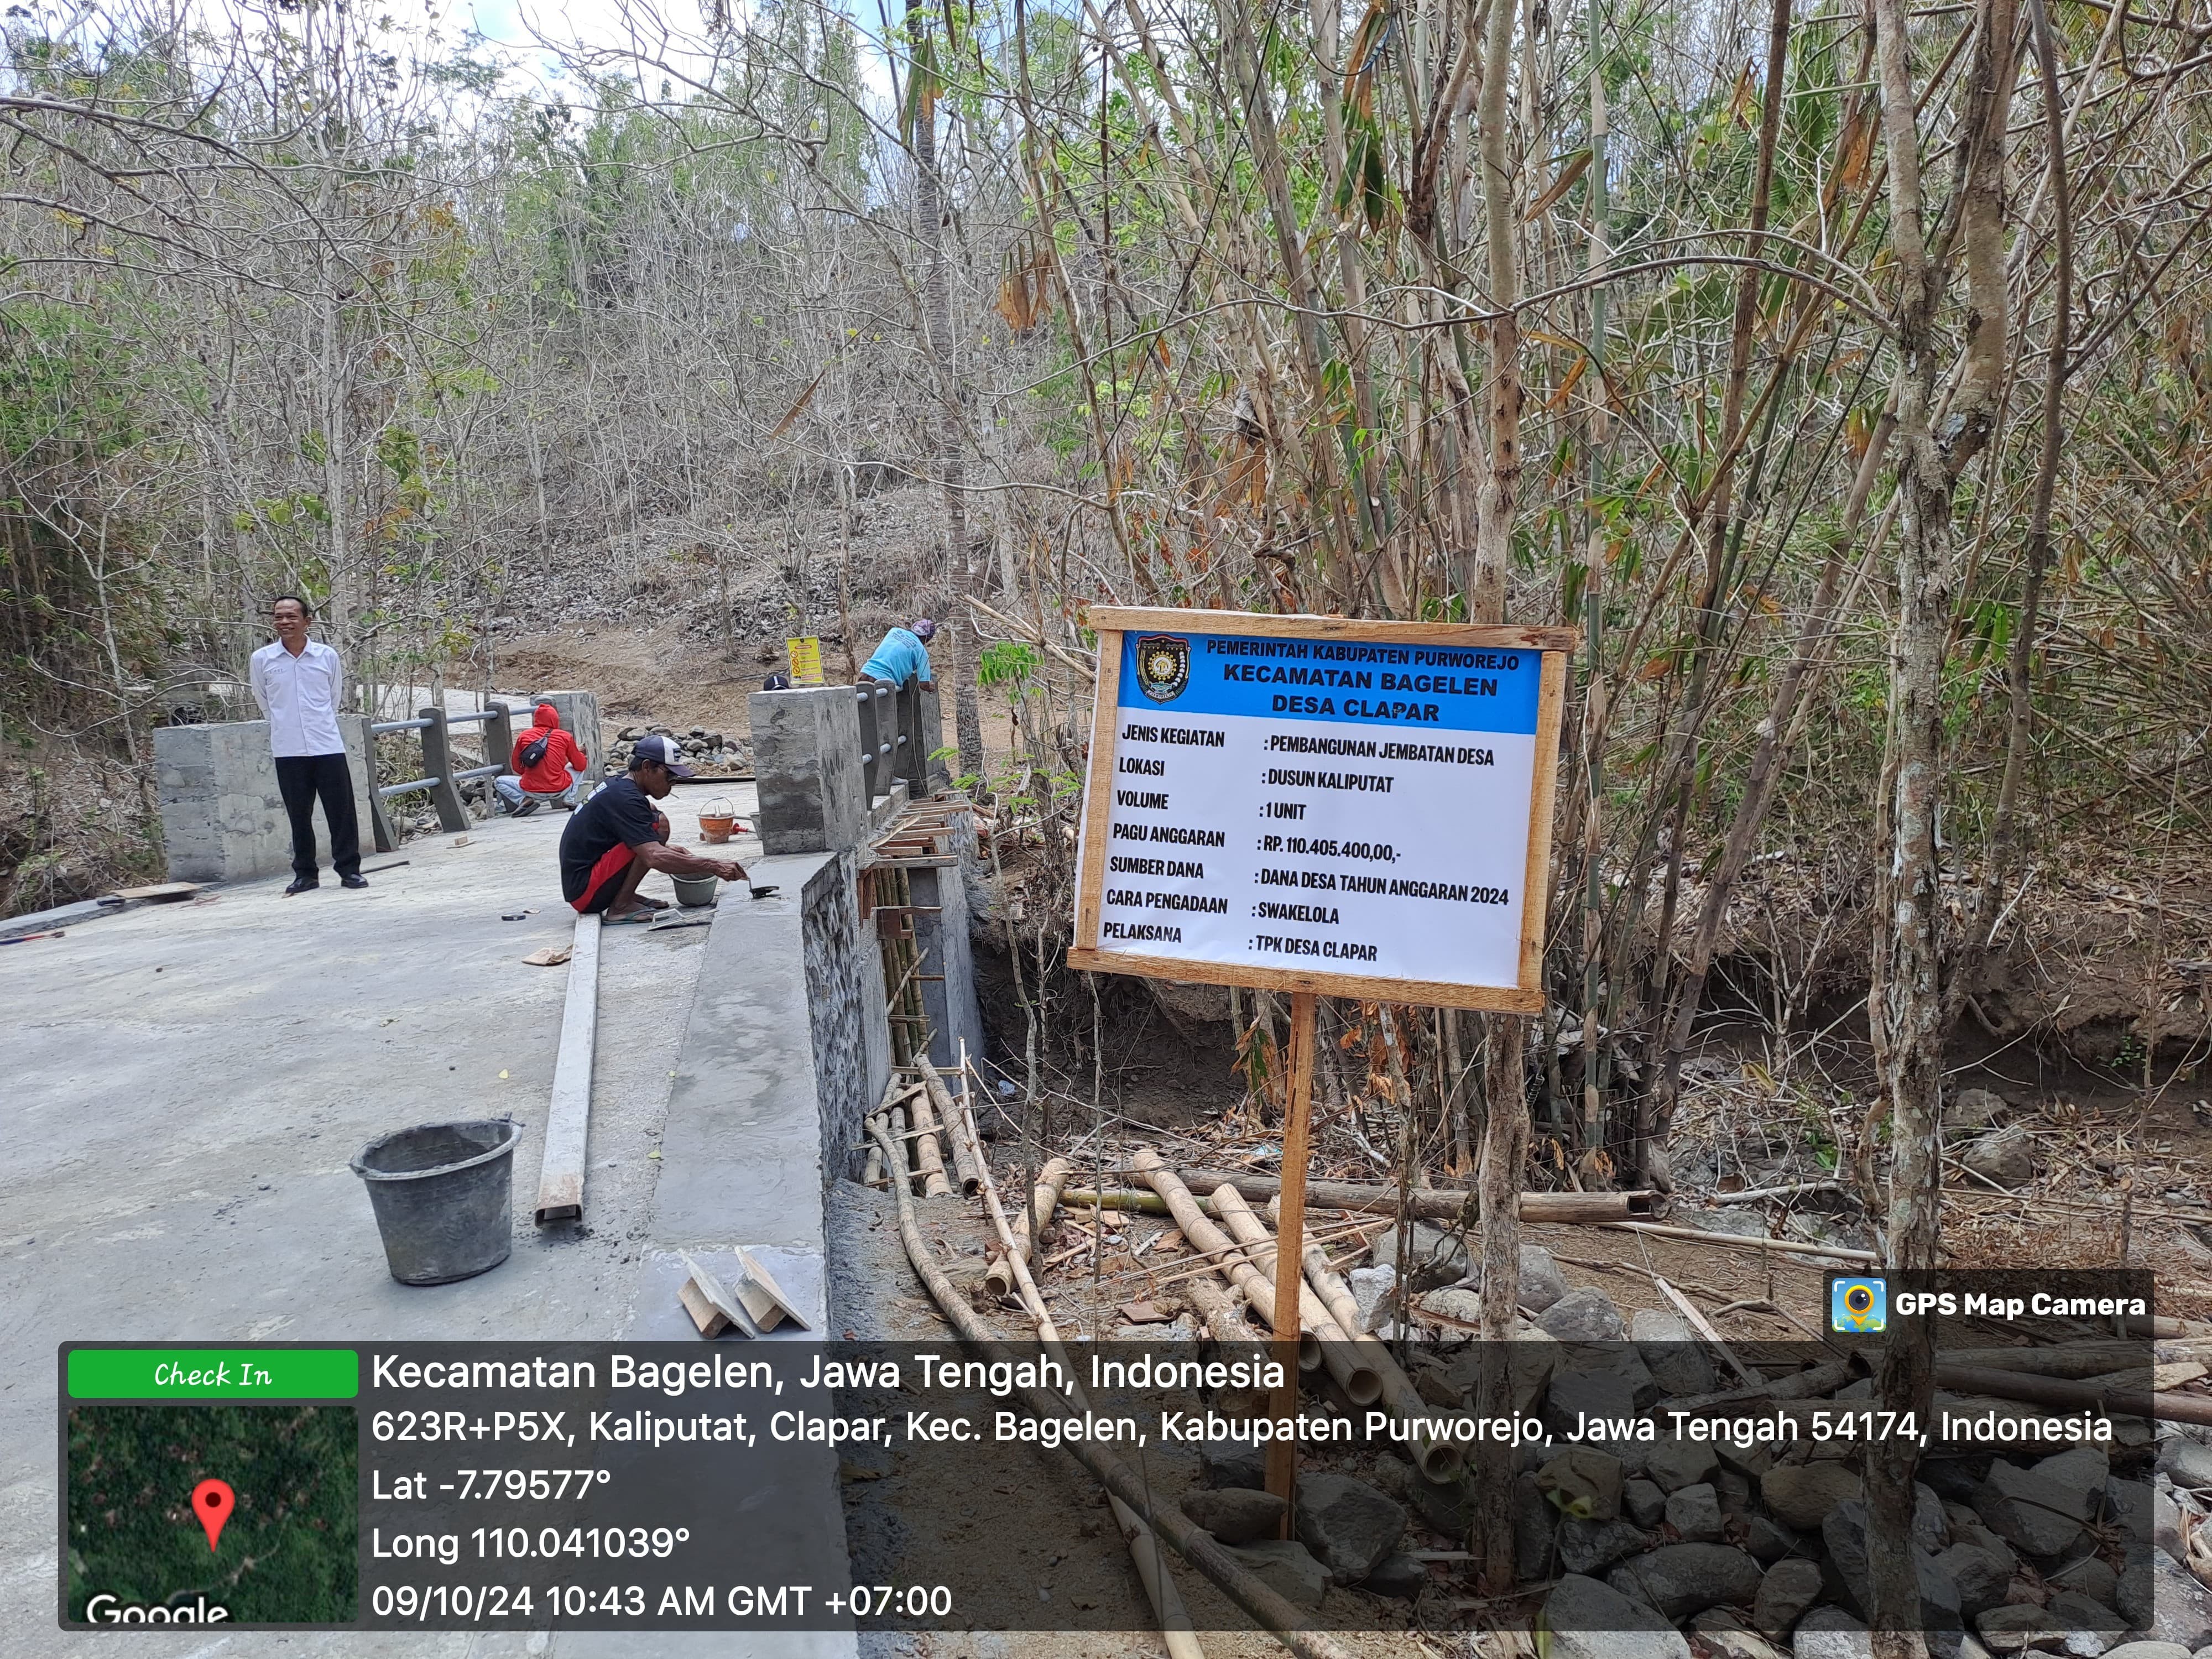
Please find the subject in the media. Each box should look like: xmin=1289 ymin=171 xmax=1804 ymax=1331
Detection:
xmin=494 ymin=703 xmax=591 ymax=817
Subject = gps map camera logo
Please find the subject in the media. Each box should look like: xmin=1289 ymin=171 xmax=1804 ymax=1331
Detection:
xmin=1134 ymin=634 xmax=1190 ymax=703
xmin=1831 ymin=1276 xmax=1887 ymax=1334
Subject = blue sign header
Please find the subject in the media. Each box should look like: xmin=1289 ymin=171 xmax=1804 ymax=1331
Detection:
xmin=1118 ymin=629 xmax=1541 ymax=736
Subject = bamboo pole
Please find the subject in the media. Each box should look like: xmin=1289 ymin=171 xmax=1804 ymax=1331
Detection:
xmin=985 ymin=1155 xmax=1072 ymax=1300
xmin=1131 ymin=1150 xmax=1320 ymax=1370
xmin=1266 ymin=992 xmax=1317 ymax=1534
xmin=906 ymin=1072 xmax=953 ymax=1198
xmin=919 ymin=1057 xmax=981 ymax=1194
xmin=1212 ymin=1183 xmax=1381 ymax=1407
xmin=1108 ymin=1493 xmax=1209 ymax=1659
xmin=1266 ymin=1194 xmax=1469 ymax=1482
xmin=1172 ymin=1169 xmax=1658 ymax=1222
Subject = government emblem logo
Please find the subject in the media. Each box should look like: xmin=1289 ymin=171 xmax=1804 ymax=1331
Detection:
xmin=1134 ymin=634 xmax=1190 ymax=703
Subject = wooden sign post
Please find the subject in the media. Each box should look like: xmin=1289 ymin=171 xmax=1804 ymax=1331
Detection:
xmin=1068 ymin=608 xmax=1573 ymax=1528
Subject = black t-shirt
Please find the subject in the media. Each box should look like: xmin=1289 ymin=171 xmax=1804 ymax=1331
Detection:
xmin=559 ymin=777 xmax=661 ymax=901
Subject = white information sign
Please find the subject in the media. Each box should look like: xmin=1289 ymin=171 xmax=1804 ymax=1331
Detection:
xmin=1070 ymin=609 xmax=1571 ymax=1012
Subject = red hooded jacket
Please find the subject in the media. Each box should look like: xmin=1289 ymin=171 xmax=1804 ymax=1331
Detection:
xmin=511 ymin=703 xmax=588 ymax=793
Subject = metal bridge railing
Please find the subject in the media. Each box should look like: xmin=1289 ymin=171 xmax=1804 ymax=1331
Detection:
xmin=368 ymin=700 xmax=534 ymax=843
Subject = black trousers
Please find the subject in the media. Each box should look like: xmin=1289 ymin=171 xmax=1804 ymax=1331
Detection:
xmin=274 ymin=752 xmax=361 ymax=881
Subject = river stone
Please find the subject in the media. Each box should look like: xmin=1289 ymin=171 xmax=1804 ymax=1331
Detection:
xmin=1754 ymin=1558 xmax=1825 ymax=1637
xmin=2163 ymin=1439 xmax=2212 ymax=1492
xmin=1649 ymin=1438 xmax=1723 ymax=1494
xmin=1293 ymin=1470 xmax=1406 ymax=1583
xmin=1519 ymin=1473 xmax=1561 ymax=1580
xmin=1348 ymin=1265 xmax=1397 ymax=1334
xmin=1558 ymin=1516 xmax=1655 ymax=1575
xmin=1632 ymin=1307 xmax=1722 ymax=1397
xmin=1749 ymin=1516 xmax=1811 ymax=1563
xmin=1822 ymin=1498 xmax=1964 ymax=1640
xmin=1668 ymin=1482 xmax=1726 ymax=1543
xmin=1365 ymin=1552 xmax=1428 ymax=1599
xmin=1950 ymin=1088 xmax=2011 ymax=1133
xmin=2049 ymin=1552 xmax=2120 ymax=1608
xmin=1935 ymin=1542 xmax=2016 ymax=1619
xmin=1420 ymin=1287 xmax=1486 ymax=1328
xmin=1978 ymin=1604 xmax=2073 ymax=1652
xmin=1182 ymin=1486 xmax=1288 ymax=1544
xmin=1541 ymin=1573 xmax=1694 ymax=1659
xmin=1796 ymin=1608 xmax=1875 ymax=1659
xmin=1917 ymin=1481 xmax=1953 ymax=1552
xmin=1976 ymin=1461 xmax=2090 ymax=1559
xmin=1223 ymin=1538 xmax=1328 ymax=1609
xmin=2119 ymin=1553 xmax=2212 ymax=1648
xmin=1371 ymin=1221 xmax=1470 ymax=1291
xmin=1626 ymin=1477 xmax=1668 ymax=1528
xmin=1607 ymin=1542 xmax=1765 ymax=1619
xmin=1961 ymin=1125 xmax=2037 ymax=1187
xmin=1521 ymin=1244 xmax=1571 ymax=1313
xmin=2099 ymin=1645 xmax=2193 ymax=1659
xmin=1762 ymin=1462 xmax=1864 ymax=1531
xmin=1550 ymin=1360 xmax=1646 ymax=1431
xmin=1541 ymin=1448 xmax=1628 ymax=1522
xmin=1409 ymin=1470 xmax=1478 ymax=1533
xmin=1201 ymin=1438 xmax=1269 ymax=1490
xmin=2032 ymin=1448 xmax=2111 ymax=1518
xmin=2046 ymin=1592 xmax=2128 ymax=1639
xmin=1541 ymin=1286 xmax=1630 ymax=1342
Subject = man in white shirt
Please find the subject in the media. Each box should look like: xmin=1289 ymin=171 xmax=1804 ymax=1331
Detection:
xmin=248 ymin=595 xmax=366 ymax=895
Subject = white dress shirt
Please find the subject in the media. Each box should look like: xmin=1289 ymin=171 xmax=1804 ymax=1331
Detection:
xmin=249 ymin=638 xmax=347 ymax=757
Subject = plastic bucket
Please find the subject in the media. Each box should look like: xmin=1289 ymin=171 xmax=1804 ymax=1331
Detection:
xmin=671 ymin=873 xmax=720 ymax=907
xmin=698 ymin=817 xmax=734 ymax=844
xmin=350 ymin=1119 xmax=521 ymax=1285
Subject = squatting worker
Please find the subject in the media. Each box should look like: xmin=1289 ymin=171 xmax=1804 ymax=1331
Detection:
xmin=859 ymin=618 xmax=937 ymax=689
xmin=560 ymin=734 xmax=746 ymax=924
xmin=248 ymin=594 xmax=366 ymax=896
xmin=495 ymin=702 xmax=589 ymax=817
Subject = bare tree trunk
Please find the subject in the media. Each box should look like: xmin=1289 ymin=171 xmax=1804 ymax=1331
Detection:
xmin=1469 ymin=0 xmax=1528 ymax=1594
xmin=909 ymin=0 xmax=984 ymax=778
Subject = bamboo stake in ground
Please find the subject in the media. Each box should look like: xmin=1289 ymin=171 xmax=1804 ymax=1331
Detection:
xmin=1267 ymin=991 xmax=1318 ymax=1536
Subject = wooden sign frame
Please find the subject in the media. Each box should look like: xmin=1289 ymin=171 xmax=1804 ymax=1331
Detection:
xmin=1067 ymin=607 xmax=1574 ymax=1014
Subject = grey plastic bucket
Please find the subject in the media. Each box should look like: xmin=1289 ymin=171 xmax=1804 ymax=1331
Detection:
xmin=350 ymin=1118 xmax=521 ymax=1285
xmin=670 ymin=873 xmax=719 ymax=907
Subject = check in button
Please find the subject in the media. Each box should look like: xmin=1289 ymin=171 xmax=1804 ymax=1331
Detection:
xmin=65 ymin=1347 xmax=359 ymax=1400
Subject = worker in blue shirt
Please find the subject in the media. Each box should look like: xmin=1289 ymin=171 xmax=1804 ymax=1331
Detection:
xmin=860 ymin=619 xmax=936 ymax=689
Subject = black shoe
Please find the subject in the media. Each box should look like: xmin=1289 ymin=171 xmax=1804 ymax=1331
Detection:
xmin=512 ymin=800 xmax=541 ymax=819
xmin=341 ymin=874 xmax=369 ymax=889
xmin=285 ymin=877 xmax=319 ymax=895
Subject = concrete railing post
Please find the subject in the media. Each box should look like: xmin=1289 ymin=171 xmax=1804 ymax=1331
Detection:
xmin=854 ymin=684 xmax=881 ymax=804
xmin=900 ymin=679 xmax=945 ymax=795
xmin=483 ymin=702 xmax=519 ymax=787
xmin=417 ymin=706 xmax=474 ymax=832
xmin=748 ymin=685 xmax=867 ymax=854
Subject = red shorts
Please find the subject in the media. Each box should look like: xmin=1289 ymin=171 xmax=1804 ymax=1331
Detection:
xmin=572 ymin=841 xmax=638 ymax=914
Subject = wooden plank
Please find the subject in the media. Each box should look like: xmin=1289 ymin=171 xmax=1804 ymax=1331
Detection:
xmin=1266 ymin=991 xmax=1318 ymax=1535
xmin=1064 ymin=945 xmax=1546 ymax=1013
xmin=1072 ymin=626 xmax=1125 ymax=952
xmin=735 ymin=1246 xmax=812 ymax=1332
xmin=1520 ymin=647 xmax=1570 ymax=991
xmin=680 ymin=1251 xmax=757 ymax=1337
xmin=534 ymin=913 xmax=601 ymax=1223
xmin=677 ymin=1277 xmax=732 ymax=1338
xmin=1091 ymin=607 xmax=1580 ymax=653
xmin=107 ymin=881 xmax=204 ymax=901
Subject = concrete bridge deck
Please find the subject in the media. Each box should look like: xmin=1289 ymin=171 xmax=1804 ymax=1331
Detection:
xmin=1 ymin=791 xmax=858 ymax=1658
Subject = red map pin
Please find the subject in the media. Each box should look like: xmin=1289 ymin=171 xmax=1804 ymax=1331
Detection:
xmin=192 ymin=1479 xmax=234 ymax=1553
